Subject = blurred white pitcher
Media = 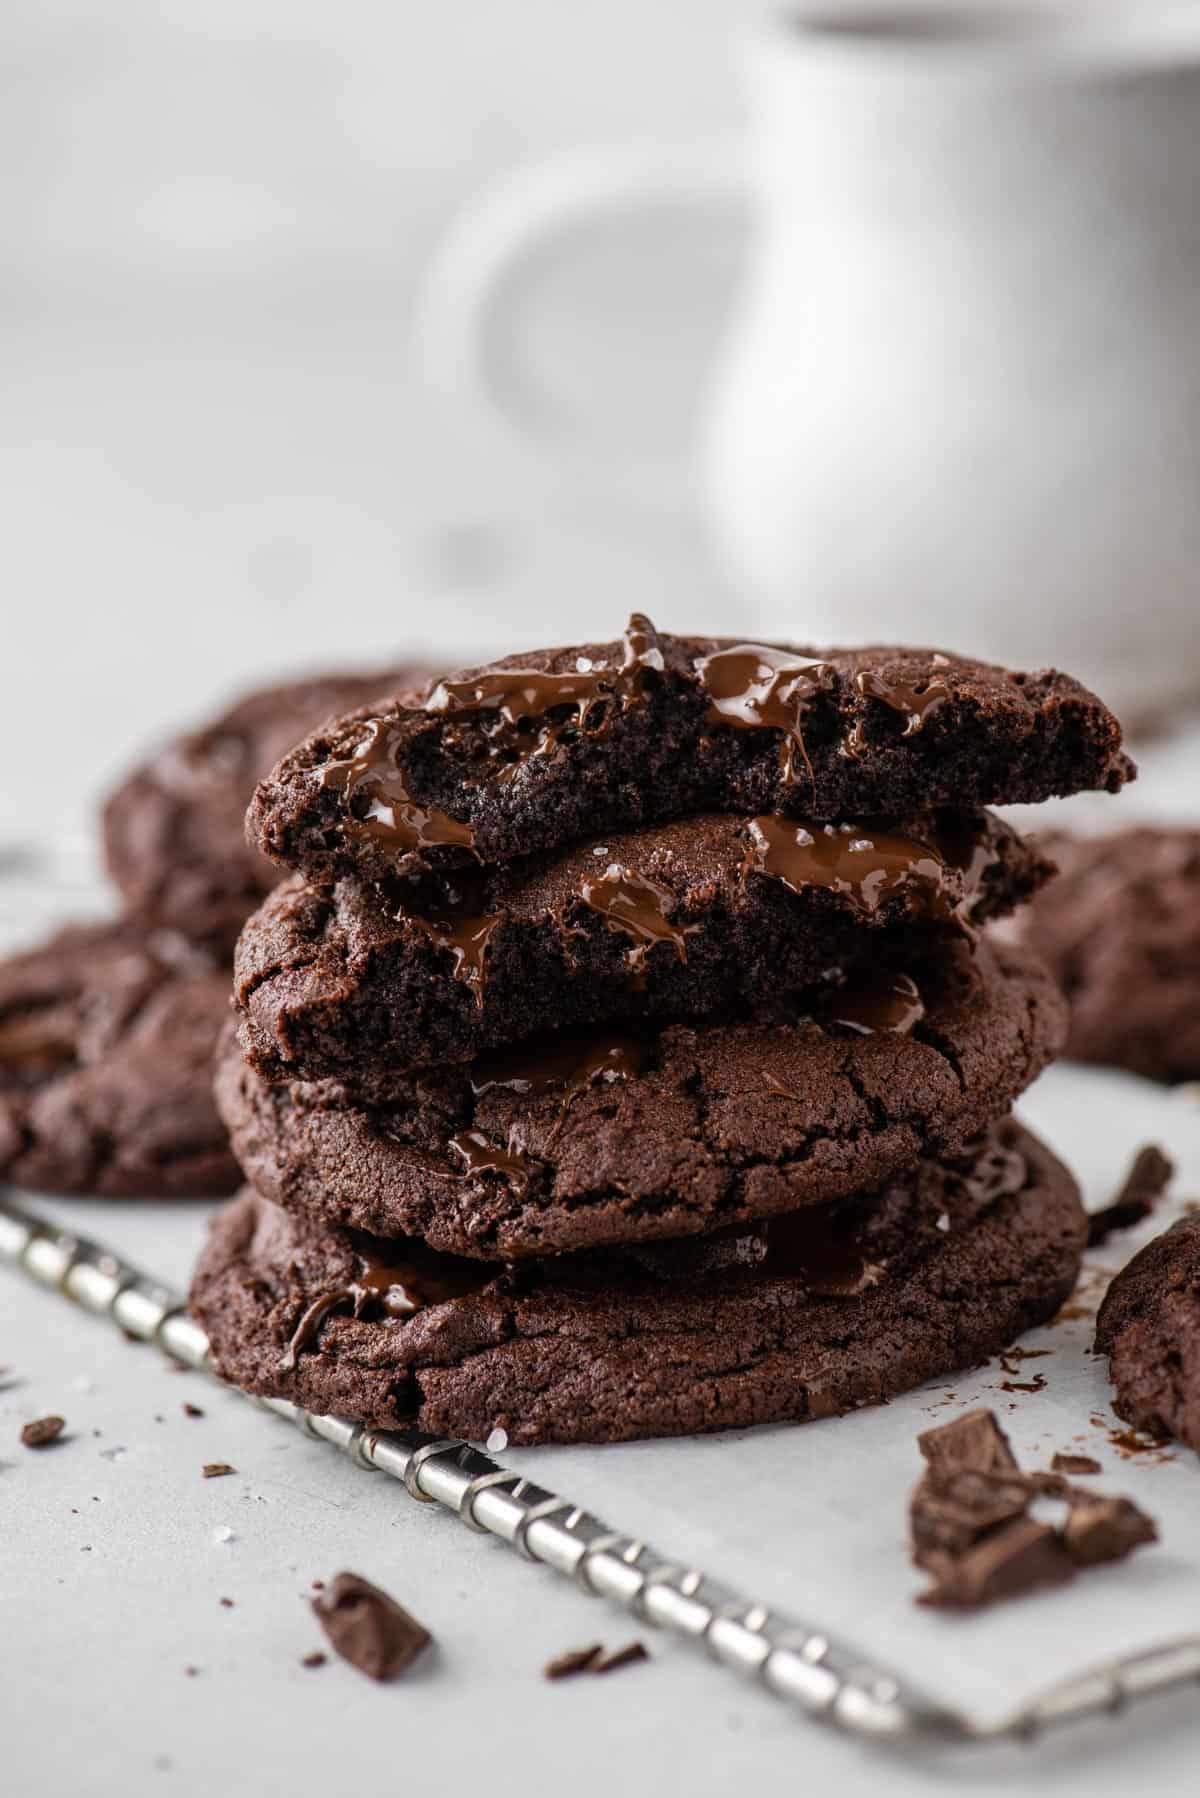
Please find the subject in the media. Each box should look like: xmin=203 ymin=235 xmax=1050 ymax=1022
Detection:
xmin=419 ymin=4 xmax=1200 ymax=714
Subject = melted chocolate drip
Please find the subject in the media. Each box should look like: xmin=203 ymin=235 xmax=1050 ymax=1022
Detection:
xmin=447 ymin=1127 xmax=539 ymax=1193
xmin=318 ymin=718 xmax=476 ymax=854
xmin=405 ymin=901 xmax=502 ymax=1005
xmin=825 ymin=971 xmax=925 ymax=1036
xmin=855 ymin=669 xmax=950 ymax=737
xmin=763 ymin=1207 xmax=887 ymax=1298
xmin=470 ymin=1029 xmax=646 ymax=1145
xmin=421 ymin=615 xmax=662 ymax=770
xmin=580 ymin=864 xmax=692 ymax=982
xmin=744 ymin=816 xmax=967 ymax=922
xmin=470 ymin=1031 xmax=646 ymax=1101
xmin=280 ymin=1240 xmax=490 ymax=1369
xmin=695 ymin=644 xmax=828 ymax=788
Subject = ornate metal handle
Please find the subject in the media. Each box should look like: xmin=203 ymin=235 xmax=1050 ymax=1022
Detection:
xmin=3 ymin=1194 xmax=1198 ymax=1747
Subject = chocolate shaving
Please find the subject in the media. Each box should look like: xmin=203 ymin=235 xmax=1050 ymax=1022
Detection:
xmin=1051 ymin=1453 xmax=1101 ymax=1476
xmin=202 ymin=1462 xmax=236 ymax=1479
xmin=20 ymin=1415 xmax=65 ymax=1448
xmin=311 ymin=1571 xmax=432 ymax=1681
xmin=544 ymin=1644 xmax=603 ymax=1680
xmin=1088 ymin=1145 xmax=1173 ymax=1247
xmin=592 ymin=1641 xmax=650 ymax=1675
xmin=911 ymin=1408 xmax=1155 ymax=1609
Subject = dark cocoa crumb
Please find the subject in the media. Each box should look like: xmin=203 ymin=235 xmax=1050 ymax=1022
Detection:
xmin=202 ymin=1463 xmax=235 ymax=1479
xmin=1052 ymin=1453 xmax=1102 ymax=1476
xmin=311 ymin=1579 xmax=324 ymax=1591
xmin=312 ymin=1572 xmax=432 ymax=1681
xmin=183 ymin=1403 xmax=204 ymax=1418
xmin=593 ymin=1642 xmax=650 ymax=1675
xmin=1088 ymin=1145 xmax=1174 ymax=1247
xmin=301 ymin=1652 xmax=327 ymax=1669
xmin=545 ymin=1644 xmax=603 ymax=1680
xmin=219 ymin=1598 xmax=234 ymax=1609
xmin=184 ymin=1667 xmax=200 ymax=1678
xmin=21 ymin=1415 xmax=65 ymax=1449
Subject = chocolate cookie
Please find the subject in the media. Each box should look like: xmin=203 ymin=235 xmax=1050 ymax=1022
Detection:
xmin=1014 ymin=827 xmax=1200 ymax=1082
xmin=236 ymin=809 xmax=1051 ymax=1083
xmin=216 ymin=937 xmax=1066 ymax=1258
xmin=0 ymin=920 xmax=238 ymax=1196
xmin=247 ymin=617 xmax=1131 ymax=888
xmin=1095 ymin=1216 xmax=1200 ymax=1450
xmin=190 ymin=1120 xmax=1086 ymax=1445
xmin=104 ymin=666 xmax=434 ymax=951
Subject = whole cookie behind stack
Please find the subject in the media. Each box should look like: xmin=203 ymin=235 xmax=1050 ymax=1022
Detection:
xmin=193 ymin=616 xmax=1130 ymax=1443
xmin=0 ymin=662 xmax=432 ymax=1200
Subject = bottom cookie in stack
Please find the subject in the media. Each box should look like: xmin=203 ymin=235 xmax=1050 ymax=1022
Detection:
xmin=192 ymin=1119 xmax=1085 ymax=1446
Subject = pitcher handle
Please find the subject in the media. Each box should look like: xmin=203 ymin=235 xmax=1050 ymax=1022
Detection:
xmin=413 ymin=136 xmax=748 ymax=511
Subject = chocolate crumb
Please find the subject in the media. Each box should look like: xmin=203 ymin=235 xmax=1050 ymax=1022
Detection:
xmin=219 ymin=1598 xmax=234 ymax=1609
xmin=1088 ymin=1145 xmax=1173 ymax=1247
xmin=1051 ymin=1453 xmax=1102 ymax=1476
xmin=184 ymin=1667 xmax=200 ymax=1678
xmin=183 ymin=1403 xmax=204 ymax=1419
xmin=21 ymin=1415 xmax=65 ymax=1449
xmin=545 ymin=1644 xmax=603 ymax=1680
xmin=311 ymin=1579 xmax=325 ymax=1591
xmin=592 ymin=1641 xmax=650 ymax=1675
xmin=301 ymin=1652 xmax=327 ymax=1669
xmin=311 ymin=1572 xmax=431 ymax=1681
xmin=202 ymin=1463 xmax=235 ymax=1479
xmin=918 ymin=1407 xmax=1018 ymax=1475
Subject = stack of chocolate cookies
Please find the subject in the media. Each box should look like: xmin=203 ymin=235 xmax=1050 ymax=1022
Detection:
xmin=194 ymin=618 xmax=1131 ymax=1445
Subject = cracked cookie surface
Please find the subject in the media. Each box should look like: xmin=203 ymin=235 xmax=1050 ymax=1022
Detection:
xmin=235 ymin=809 xmax=1051 ymax=1082
xmin=190 ymin=1120 xmax=1085 ymax=1445
xmin=248 ymin=621 xmax=1132 ymax=888
xmin=0 ymin=919 xmax=239 ymax=1196
xmin=216 ymin=937 xmax=1066 ymax=1258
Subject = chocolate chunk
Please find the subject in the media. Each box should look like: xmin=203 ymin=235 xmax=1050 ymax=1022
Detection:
xmin=1087 ymin=1145 xmax=1174 ymax=1248
xmin=910 ymin=1408 xmax=1156 ymax=1609
xmin=918 ymin=1518 xmax=1075 ymax=1609
xmin=1061 ymin=1494 xmax=1157 ymax=1566
xmin=917 ymin=1407 xmax=1019 ymax=1475
xmin=311 ymin=1572 xmax=431 ymax=1681
xmin=544 ymin=1644 xmax=603 ymax=1680
xmin=592 ymin=1641 xmax=650 ymax=1675
xmin=20 ymin=1415 xmax=65 ymax=1448
xmin=1051 ymin=1453 xmax=1101 ymax=1476
xmin=201 ymin=1463 xmax=235 ymax=1478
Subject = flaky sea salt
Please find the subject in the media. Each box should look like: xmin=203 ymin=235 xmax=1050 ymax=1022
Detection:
xmin=212 ymin=1525 xmax=235 ymax=1544
xmin=486 ymin=1428 xmax=508 ymax=1455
